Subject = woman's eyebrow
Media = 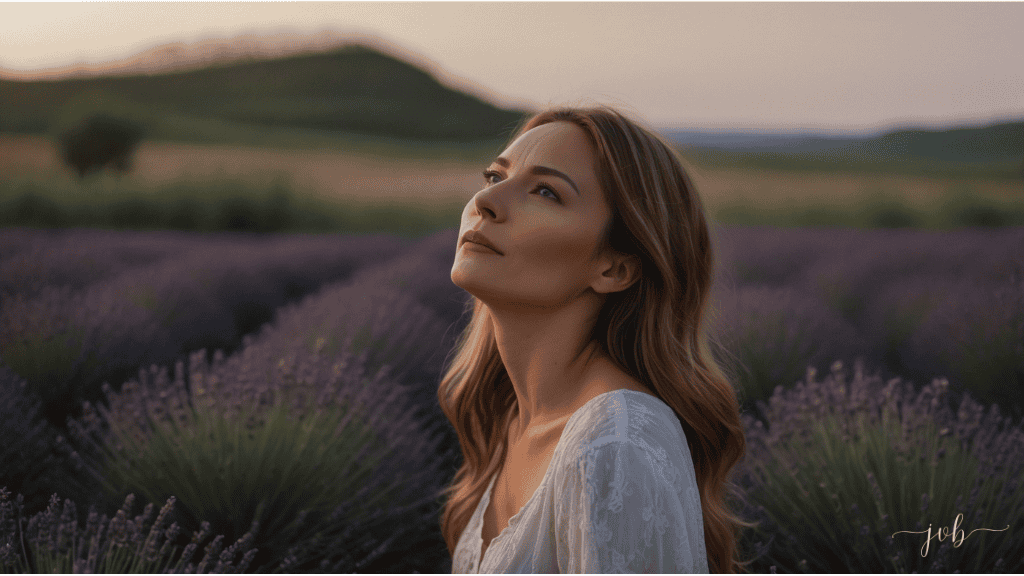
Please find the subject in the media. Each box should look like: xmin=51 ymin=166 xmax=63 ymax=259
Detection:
xmin=493 ymin=156 xmax=581 ymax=196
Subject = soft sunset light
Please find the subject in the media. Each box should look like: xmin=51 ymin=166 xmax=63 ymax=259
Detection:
xmin=1 ymin=1 xmax=1021 ymax=133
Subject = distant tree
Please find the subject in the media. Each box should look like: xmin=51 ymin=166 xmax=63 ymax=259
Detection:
xmin=58 ymin=113 xmax=145 ymax=179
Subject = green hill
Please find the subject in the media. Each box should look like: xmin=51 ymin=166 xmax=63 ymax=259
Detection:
xmin=838 ymin=120 xmax=1024 ymax=164
xmin=679 ymin=120 xmax=1024 ymax=179
xmin=0 ymin=44 xmax=531 ymax=143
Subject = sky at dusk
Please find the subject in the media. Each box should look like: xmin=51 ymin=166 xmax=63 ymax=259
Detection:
xmin=1 ymin=1 xmax=1022 ymax=134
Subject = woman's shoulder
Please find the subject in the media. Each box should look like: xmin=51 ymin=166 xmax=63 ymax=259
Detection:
xmin=563 ymin=384 xmax=679 ymax=453
xmin=584 ymin=357 xmax=659 ymax=405
xmin=555 ymin=384 xmax=694 ymax=498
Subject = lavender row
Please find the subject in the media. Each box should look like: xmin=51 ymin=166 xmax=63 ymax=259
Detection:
xmin=0 ymin=230 xmax=412 ymax=430
xmin=708 ymin=224 xmax=1024 ymax=420
xmin=60 ymin=229 xmax=470 ymax=571
xmin=711 ymin=224 xmax=1024 ymax=290
xmin=0 ymin=227 xmax=234 ymax=300
xmin=15 ymin=358 xmax=1021 ymax=572
xmin=2 ymin=220 xmax=1020 ymax=426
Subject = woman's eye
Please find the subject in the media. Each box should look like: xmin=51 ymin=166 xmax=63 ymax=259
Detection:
xmin=482 ymin=170 xmax=560 ymax=203
xmin=536 ymin=187 xmax=560 ymax=202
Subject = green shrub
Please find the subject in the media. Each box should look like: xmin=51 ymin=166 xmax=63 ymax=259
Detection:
xmin=936 ymin=183 xmax=1021 ymax=228
xmin=47 ymin=91 xmax=153 ymax=180
xmin=57 ymin=114 xmax=146 ymax=179
xmin=857 ymin=191 xmax=922 ymax=228
xmin=0 ymin=174 xmax=464 ymax=238
xmin=0 ymin=187 xmax=70 ymax=227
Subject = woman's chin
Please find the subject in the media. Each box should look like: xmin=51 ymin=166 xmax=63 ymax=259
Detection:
xmin=451 ymin=258 xmax=495 ymax=282
xmin=450 ymin=272 xmax=500 ymax=301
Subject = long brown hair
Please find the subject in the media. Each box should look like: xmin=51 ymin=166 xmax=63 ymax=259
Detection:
xmin=436 ymin=105 xmax=756 ymax=573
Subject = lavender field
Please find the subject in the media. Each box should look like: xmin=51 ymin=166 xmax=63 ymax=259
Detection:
xmin=1 ymin=224 xmax=1023 ymax=573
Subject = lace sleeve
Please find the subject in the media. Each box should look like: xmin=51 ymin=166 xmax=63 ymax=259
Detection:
xmin=559 ymin=439 xmax=708 ymax=573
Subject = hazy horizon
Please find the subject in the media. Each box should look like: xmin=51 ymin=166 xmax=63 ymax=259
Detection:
xmin=1 ymin=2 xmax=1022 ymax=136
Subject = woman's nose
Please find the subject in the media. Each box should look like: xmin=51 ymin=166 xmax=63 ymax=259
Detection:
xmin=472 ymin=187 xmax=501 ymax=221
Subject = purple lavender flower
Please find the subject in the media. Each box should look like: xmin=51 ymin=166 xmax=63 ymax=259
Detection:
xmin=0 ymin=488 xmax=254 ymax=573
xmin=0 ymin=227 xmax=215 ymax=300
xmin=709 ymin=283 xmax=871 ymax=412
xmin=800 ymin=226 xmax=1024 ymax=316
xmin=1 ymin=230 xmax=409 ymax=429
xmin=711 ymin=224 xmax=860 ymax=289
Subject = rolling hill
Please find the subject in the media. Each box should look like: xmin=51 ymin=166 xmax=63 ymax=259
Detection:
xmin=663 ymin=120 xmax=1024 ymax=179
xmin=0 ymin=44 xmax=530 ymax=142
xmin=1 ymin=39 xmax=1018 ymax=178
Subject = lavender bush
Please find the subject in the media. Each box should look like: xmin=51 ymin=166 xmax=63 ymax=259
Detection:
xmin=793 ymin=226 xmax=1024 ymax=325
xmin=262 ymin=284 xmax=455 ymax=433
xmin=0 ymin=364 xmax=90 ymax=515
xmin=907 ymin=264 xmax=1024 ymax=423
xmin=70 ymin=375 xmax=415 ymax=572
xmin=708 ymin=224 xmax=1024 ymax=421
xmin=341 ymin=227 xmax=474 ymax=478
xmin=708 ymin=283 xmax=872 ymax=414
xmin=855 ymin=274 xmax=959 ymax=384
xmin=710 ymin=224 xmax=859 ymax=288
xmin=66 ymin=276 xmax=463 ymax=571
xmin=0 ymin=227 xmax=215 ymax=300
xmin=734 ymin=360 xmax=1024 ymax=573
xmin=0 ymin=231 xmax=409 ymax=429
xmin=0 ymin=488 xmax=257 ymax=573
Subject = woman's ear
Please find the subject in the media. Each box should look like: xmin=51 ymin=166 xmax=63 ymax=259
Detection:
xmin=592 ymin=251 xmax=641 ymax=294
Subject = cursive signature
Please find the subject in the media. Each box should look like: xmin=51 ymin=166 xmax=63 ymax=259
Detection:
xmin=892 ymin=513 xmax=1010 ymax=557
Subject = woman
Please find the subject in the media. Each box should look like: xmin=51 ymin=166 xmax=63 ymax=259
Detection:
xmin=438 ymin=105 xmax=755 ymax=573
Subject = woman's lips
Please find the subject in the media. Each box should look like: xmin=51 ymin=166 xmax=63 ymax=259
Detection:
xmin=462 ymin=241 xmax=501 ymax=254
xmin=461 ymin=230 xmax=503 ymax=254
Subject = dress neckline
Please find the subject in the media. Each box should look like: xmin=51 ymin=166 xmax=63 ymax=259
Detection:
xmin=475 ymin=388 xmax=667 ymax=570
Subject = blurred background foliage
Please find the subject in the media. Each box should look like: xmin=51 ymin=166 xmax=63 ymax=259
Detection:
xmin=0 ymin=42 xmax=1020 ymax=237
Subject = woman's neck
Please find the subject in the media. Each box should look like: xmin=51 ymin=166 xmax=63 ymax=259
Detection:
xmin=485 ymin=295 xmax=606 ymax=434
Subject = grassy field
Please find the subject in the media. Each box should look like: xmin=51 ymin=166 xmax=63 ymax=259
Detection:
xmin=0 ymin=132 xmax=497 ymax=201
xmin=2 ymin=132 xmax=1022 ymax=234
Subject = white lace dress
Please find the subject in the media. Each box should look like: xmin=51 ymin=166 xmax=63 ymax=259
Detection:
xmin=452 ymin=389 xmax=709 ymax=573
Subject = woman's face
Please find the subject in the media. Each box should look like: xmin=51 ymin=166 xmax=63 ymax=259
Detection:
xmin=451 ymin=121 xmax=616 ymax=309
